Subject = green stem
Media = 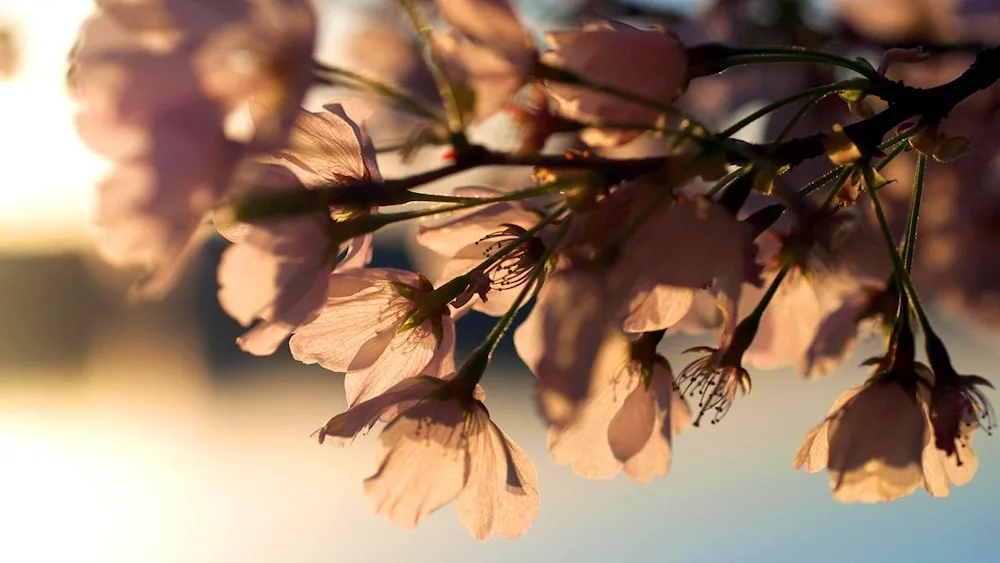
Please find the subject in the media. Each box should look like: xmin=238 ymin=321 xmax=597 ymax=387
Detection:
xmin=455 ymin=218 xmax=573 ymax=391
xmin=820 ymin=165 xmax=856 ymax=208
xmin=773 ymin=93 xmax=825 ymax=145
xmin=720 ymin=79 xmax=866 ymax=139
xmin=863 ymin=166 xmax=934 ymax=333
xmin=752 ymin=261 xmax=792 ymax=319
xmin=706 ymin=164 xmax=752 ymax=198
xmin=389 ymin=185 xmax=562 ymax=221
xmin=482 ymin=219 xmax=571 ymax=359
xmin=902 ymin=154 xmax=927 ymax=272
xmin=398 ymin=0 xmax=465 ymax=131
xmin=715 ymin=50 xmax=876 ymax=78
xmin=312 ymin=63 xmax=445 ymax=124
xmin=877 ymin=142 xmax=908 ymax=172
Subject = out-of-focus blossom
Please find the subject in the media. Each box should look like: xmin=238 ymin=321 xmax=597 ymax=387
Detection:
xmin=546 ymin=331 xmax=691 ymax=482
xmin=432 ymin=0 xmax=536 ymax=122
xmin=541 ymin=21 xmax=688 ymax=147
xmin=0 ymin=22 xmax=20 ymax=80
xmin=838 ymin=0 xmax=960 ymax=43
xmin=416 ymin=186 xmax=550 ymax=316
xmin=801 ymin=283 xmax=891 ymax=378
xmin=290 ymin=268 xmax=456 ymax=412
xmin=216 ymin=100 xmax=380 ymax=355
xmin=317 ymin=376 xmax=539 ymax=541
xmin=70 ymin=0 xmax=317 ymax=297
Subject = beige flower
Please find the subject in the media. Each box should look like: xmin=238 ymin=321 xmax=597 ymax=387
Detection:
xmin=795 ymin=376 xmax=931 ymax=503
xmin=317 ymin=377 xmax=540 ymax=541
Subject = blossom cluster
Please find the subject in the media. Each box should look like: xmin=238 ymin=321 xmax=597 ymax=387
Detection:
xmin=70 ymin=0 xmax=998 ymax=541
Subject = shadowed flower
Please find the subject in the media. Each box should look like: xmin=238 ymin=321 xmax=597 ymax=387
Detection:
xmin=541 ymin=20 xmax=688 ymax=147
xmin=795 ymin=378 xmax=929 ymax=503
xmin=216 ymin=100 xmax=380 ymax=355
xmin=316 ymin=376 xmax=539 ymax=541
xmin=795 ymin=327 xmax=939 ymax=503
xmin=921 ymin=336 xmax=995 ymax=494
xmin=70 ymin=0 xmax=317 ymax=297
xmin=577 ymin=185 xmax=756 ymax=334
xmin=289 ymin=268 xmax=456 ymax=412
xmin=546 ymin=331 xmax=691 ymax=482
xmin=431 ymin=0 xmax=536 ymax=122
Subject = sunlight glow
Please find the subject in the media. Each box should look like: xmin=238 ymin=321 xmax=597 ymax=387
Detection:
xmin=0 ymin=1 xmax=106 ymax=253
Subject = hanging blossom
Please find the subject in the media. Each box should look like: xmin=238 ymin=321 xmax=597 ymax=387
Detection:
xmin=791 ymin=327 xmax=969 ymax=503
xmin=541 ymin=20 xmax=688 ymax=147
xmin=315 ymin=376 xmax=540 ymax=541
xmin=289 ymin=268 xmax=456 ymax=412
xmin=216 ymin=99 xmax=381 ymax=355
xmin=431 ymin=0 xmax=537 ymax=122
xmin=921 ymin=338 xmax=996 ymax=496
xmin=516 ymin=184 xmax=756 ymax=426
xmin=739 ymin=204 xmax=884 ymax=374
xmin=416 ymin=186 xmax=554 ymax=316
xmin=545 ymin=330 xmax=691 ymax=482
xmin=70 ymin=0 xmax=316 ymax=297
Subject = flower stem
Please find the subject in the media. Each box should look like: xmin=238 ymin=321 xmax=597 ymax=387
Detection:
xmin=712 ymin=47 xmax=877 ymax=78
xmin=863 ymin=165 xmax=935 ymax=335
xmin=398 ymin=0 xmax=465 ymax=132
xmin=456 ymin=218 xmax=573 ymax=390
xmin=706 ymin=164 xmax=753 ymax=198
xmin=772 ymin=92 xmax=826 ymax=145
xmin=902 ymin=154 xmax=927 ymax=272
xmin=720 ymin=79 xmax=867 ymax=139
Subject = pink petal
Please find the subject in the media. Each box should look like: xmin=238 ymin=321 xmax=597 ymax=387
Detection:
xmin=318 ymin=377 xmax=446 ymax=446
xmin=363 ymin=398 xmax=470 ymax=530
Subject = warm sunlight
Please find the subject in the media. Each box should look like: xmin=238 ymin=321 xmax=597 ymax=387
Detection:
xmin=0 ymin=0 xmax=106 ymax=253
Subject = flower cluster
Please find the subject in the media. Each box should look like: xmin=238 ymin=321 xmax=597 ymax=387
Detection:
xmin=71 ymin=0 xmax=999 ymax=541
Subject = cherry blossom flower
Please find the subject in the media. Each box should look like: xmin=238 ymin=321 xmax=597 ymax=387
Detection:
xmin=316 ymin=376 xmax=539 ymax=541
xmin=541 ymin=20 xmax=688 ymax=147
xmin=795 ymin=378 xmax=932 ymax=503
xmin=546 ymin=331 xmax=691 ymax=482
xmin=416 ymin=186 xmax=550 ymax=316
xmin=289 ymin=268 xmax=456 ymax=411
xmin=920 ymin=339 xmax=995 ymax=495
xmin=70 ymin=0 xmax=317 ymax=297
xmin=794 ymin=331 xmax=938 ymax=505
xmin=431 ymin=0 xmax=536 ymax=122
xmin=608 ymin=191 xmax=758 ymax=333
xmin=216 ymin=100 xmax=380 ymax=355
xmin=514 ymin=268 xmax=620 ymax=427
xmin=517 ymin=189 xmax=756 ymax=425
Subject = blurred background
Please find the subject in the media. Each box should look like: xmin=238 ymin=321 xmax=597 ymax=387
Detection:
xmin=2 ymin=0 xmax=1000 ymax=562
